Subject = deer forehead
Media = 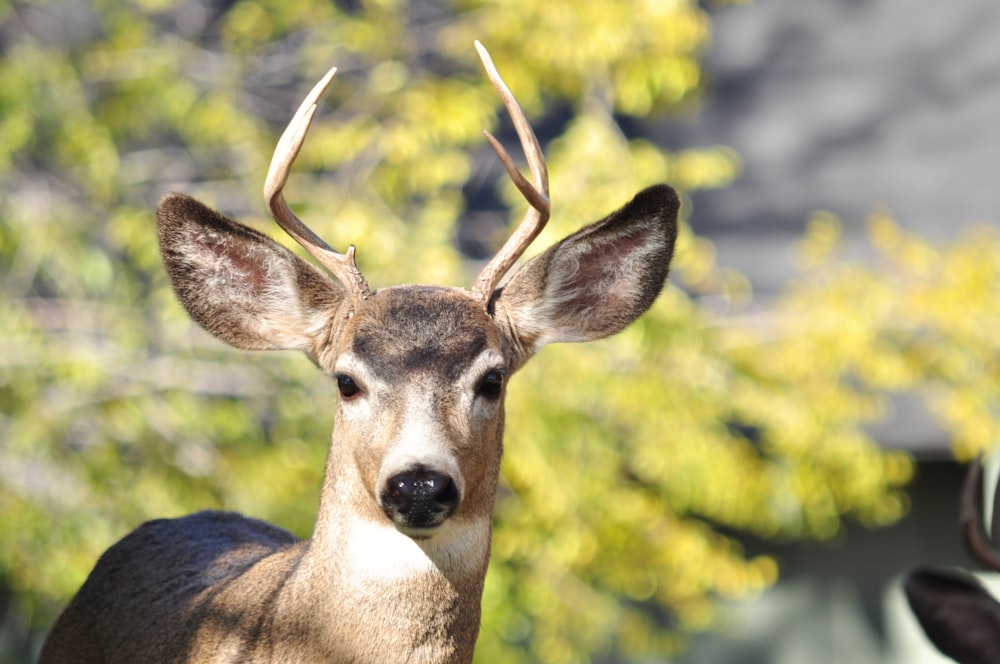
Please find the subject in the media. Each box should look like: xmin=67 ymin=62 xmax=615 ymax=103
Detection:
xmin=336 ymin=285 xmax=506 ymax=383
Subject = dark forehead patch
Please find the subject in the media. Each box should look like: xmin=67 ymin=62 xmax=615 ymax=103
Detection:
xmin=350 ymin=287 xmax=494 ymax=382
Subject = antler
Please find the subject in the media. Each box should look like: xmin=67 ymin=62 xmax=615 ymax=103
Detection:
xmin=264 ymin=46 xmax=545 ymax=307
xmin=472 ymin=40 xmax=551 ymax=305
xmin=961 ymin=455 xmax=1000 ymax=570
xmin=264 ymin=67 xmax=372 ymax=305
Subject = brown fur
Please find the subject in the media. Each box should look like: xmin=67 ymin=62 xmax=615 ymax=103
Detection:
xmin=41 ymin=183 xmax=678 ymax=663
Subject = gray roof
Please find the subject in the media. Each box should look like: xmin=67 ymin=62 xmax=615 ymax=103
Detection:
xmin=662 ymin=0 xmax=1000 ymax=296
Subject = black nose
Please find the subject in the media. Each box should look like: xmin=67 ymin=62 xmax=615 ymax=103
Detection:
xmin=381 ymin=468 xmax=460 ymax=531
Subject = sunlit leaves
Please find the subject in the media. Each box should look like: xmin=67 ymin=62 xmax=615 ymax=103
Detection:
xmin=785 ymin=213 xmax=1000 ymax=460
xmin=440 ymin=0 xmax=709 ymax=115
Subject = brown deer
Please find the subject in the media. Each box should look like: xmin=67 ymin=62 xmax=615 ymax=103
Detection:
xmin=904 ymin=456 xmax=1000 ymax=664
xmin=39 ymin=42 xmax=679 ymax=663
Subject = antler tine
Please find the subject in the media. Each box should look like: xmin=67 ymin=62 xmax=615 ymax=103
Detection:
xmin=472 ymin=40 xmax=551 ymax=304
xmin=961 ymin=455 xmax=1000 ymax=569
xmin=264 ymin=67 xmax=371 ymax=304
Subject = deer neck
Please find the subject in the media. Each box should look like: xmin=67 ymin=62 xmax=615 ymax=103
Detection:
xmin=289 ymin=432 xmax=493 ymax=663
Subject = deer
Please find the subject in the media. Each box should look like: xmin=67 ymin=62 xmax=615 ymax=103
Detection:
xmin=904 ymin=456 xmax=1000 ymax=664
xmin=39 ymin=42 xmax=679 ymax=663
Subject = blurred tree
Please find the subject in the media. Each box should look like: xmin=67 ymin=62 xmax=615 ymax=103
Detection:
xmin=3 ymin=0 xmax=985 ymax=662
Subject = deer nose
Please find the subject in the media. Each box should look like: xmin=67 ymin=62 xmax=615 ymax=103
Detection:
xmin=381 ymin=467 xmax=460 ymax=533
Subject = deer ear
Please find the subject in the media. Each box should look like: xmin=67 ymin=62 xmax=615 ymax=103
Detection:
xmin=156 ymin=193 xmax=347 ymax=356
xmin=904 ymin=567 xmax=1000 ymax=663
xmin=493 ymin=184 xmax=678 ymax=366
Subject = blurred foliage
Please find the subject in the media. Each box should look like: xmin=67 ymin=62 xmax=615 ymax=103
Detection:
xmin=789 ymin=211 xmax=1000 ymax=461
xmin=0 ymin=0 xmax=991 ymax=662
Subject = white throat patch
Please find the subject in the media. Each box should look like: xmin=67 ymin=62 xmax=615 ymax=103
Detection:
xmin=344 ymin=516 xmax=490 ymax=582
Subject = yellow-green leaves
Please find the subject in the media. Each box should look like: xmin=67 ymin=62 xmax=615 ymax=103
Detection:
xmin=441 ymin=0 xmax=709 ymax=115
xmin=787 ymin=213 xmax=1000 ymax=460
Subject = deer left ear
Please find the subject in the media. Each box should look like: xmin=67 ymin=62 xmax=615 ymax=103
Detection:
xmin=493 ymin=184 xmax=678 ymax=366
xmin=904 ymin=567 xmax=1000 ymax=663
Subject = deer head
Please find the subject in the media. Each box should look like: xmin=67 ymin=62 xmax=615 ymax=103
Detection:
xmin=904 ymin=456 xmax=1000 ymax=664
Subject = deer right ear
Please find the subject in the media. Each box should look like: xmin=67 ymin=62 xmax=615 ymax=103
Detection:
xmin=493 ymin=184 xmax=679 ymax=368
xmin=157 ymin=193 xmax=348 ymax=355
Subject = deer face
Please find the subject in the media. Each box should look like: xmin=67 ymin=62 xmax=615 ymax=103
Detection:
xmin=324 ymin=287 xmax=508 ymax=538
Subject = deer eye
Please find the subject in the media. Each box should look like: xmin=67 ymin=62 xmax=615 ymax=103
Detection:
xmin=476 ymin=369 xmax=506 ymax=400
xmin=335 ymin=374 xmax=362 ymax=400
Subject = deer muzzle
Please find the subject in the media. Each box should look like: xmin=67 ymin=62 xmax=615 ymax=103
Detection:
xmin=381 ymin=466 xmax=461 ymax=536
